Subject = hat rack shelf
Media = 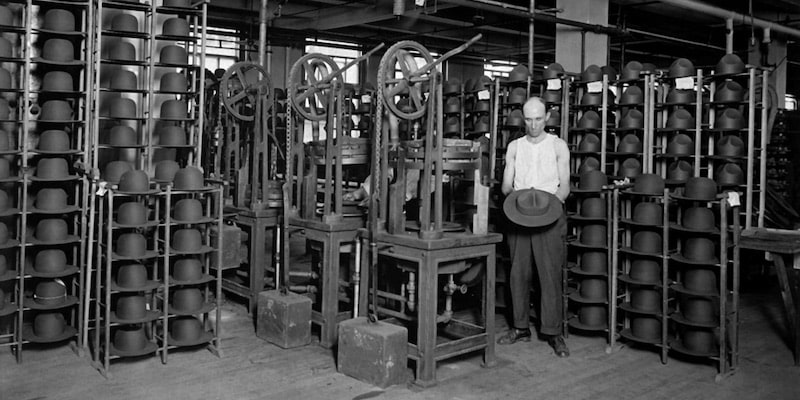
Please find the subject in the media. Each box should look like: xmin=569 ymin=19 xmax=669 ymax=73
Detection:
xmin=0 ymin=0 xmax=94 ymax=363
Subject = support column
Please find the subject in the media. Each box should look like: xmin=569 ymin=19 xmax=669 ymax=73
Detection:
xmin=747 ymin=30 xmax=786 ymax=109
xmin=556 ymin=0 xmax=609 ymax=73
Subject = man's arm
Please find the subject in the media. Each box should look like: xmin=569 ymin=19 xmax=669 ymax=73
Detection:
xmin=501 ymin=140 xmax=517 ymax=195
xmin=554 ymin=139 xmax=571 ymax=202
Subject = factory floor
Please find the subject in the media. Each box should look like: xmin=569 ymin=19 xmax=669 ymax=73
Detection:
xmin=2 ymin=259 xmax=800 ymax=400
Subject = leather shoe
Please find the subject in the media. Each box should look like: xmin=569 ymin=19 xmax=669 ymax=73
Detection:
xmin=497 ymin=328 xmax=532 ymax=345
xmin=547 ymin=335 xmax=570 ymax=357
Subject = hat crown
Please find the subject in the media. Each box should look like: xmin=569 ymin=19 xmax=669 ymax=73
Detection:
xmin=715 ymin=53 xmax=745 ymax=75
xmin=667 ymin=160 xmax=692 ymax=181
xmin=42 ymin=71 xmax=73 ymax=91
xmin=108 ymin=97 xmax=137 ymax=118
xmin=716 ymin=135 xmax=744 ymax=157
xmin=173 ymin=228 xmax=202 ymax=251
xmin=173 ymin=166 xmax=204 ymax=190
xmin=118 ymin=170 xmax=149 ymax=192
xmin=542 ymin=90 xmax=561 ymax=104
xmin=0 ymin=37 xmax=10 ymax=58
xmin=36 ymin=157 xmax=69 ymax=179
xmin=34 ymin=312 xmax=66 ymax=338
xmin=117 ymin=202 xmax=147 ymax=225
xmin=160 ymin=99 xmax=187 ymax=118
xmin=508 ymin=87 xmax=527 ymax=103
xmin=683 ymin=177 xmax=717 ymax=200
xmin=581 ymin=64 xmax=602 ymax=82
xmin=155 ymin=160 xmax=180 ymax=182
xmin=632 ymin=173 xmax=664 ymax=195
xmin=36 ymin=218 xmax=68 ymax=241
xmin=543 ymin=62 xmax=564 ymax=80
xmin=35 ymin=280 xmax=66 ymax=304
xmin=580 ymin=251 xmax=606 ymax=273
xmin=158 ymin=125 xmax=186 ymax=145
xmin=681 ymin=296 xmax=715 ymax=323
xmin=683 ymin=237 xmax=716 ymax=261
xmin=630 ymin=258 xmax=661 ymax=282
xmin=110 ymin=70 xmax=138 ymax=90
xmin=34 ymin=249 xmax=67 ymax=273
xmin=0 ymin=5 xmax=14 ymax=27
xmin=37 ymin=129 xmax=70 ymax=151
xmin=632 ymin=230 xmax=662 ymax=253
xmin=116 ymin=293 xmax=146 ymax=319
xmin=714 ymin=108 xmax=744 ymax=130
xmin=681 ymin=328 xmax=715 ymax=353
xmin=580 ymin=197 xmax=606 ymax=218
xmin=508 ymin=64 xmax=529 ymax=83
xmin=668 ymin=57 xmax=695 ymax=78
xmin=173 ymin=287 xmax=203 ymax=311
xmin=620 ymin=86 xmax=644 ymax=105
xmin=35 ymin=188 xmax=67 ymax=210
xmin=171 ymin=316 xmax=203 ymax=342
xmin=114 ymin=325 xmax=148 ymax=351
xmin=578 ymin=305 xmax=606 ymax=326
xmin=103 ymin=161 xmax=133 ymax=183
xmin=618 ymin=158 xmax=642 ymax=178
xmin=111 ymin=13 xmax=138 ymax=32
xmin=713 ymin=80 xmax=743 ymax=102
xmin=579 ymin=278 xmax=607 ymax=300
xmin=578 ymin=170 xmax=607 ymax=191
xmin=515 ymin=190 xmax=552 ymax=217
xmin=160 ymin=45 xmax=188 ymax=64
xmin=40 ymin=99 xmax=73 ymax=121
xmin=632 ymin=202 xmax=662 ymax=225
xmin=578 ymin=157 xmax=600 ymax=174
xmin=621 ymin=61 xmax=643 ymax=80
xmin=666 ymin=133 xmax=693 ymax=155
xmin=682 ymin=207 xmax=715 ymax=230
xmin=666 ymin=108 xmax=695 ymax=129
xmin=108 ymin=42 xmax=135 ymax=61
xmin=173 ymin=258 xmax=203 ymax=281
xmin=109 ymin=125 xmax=137 ymax=146
xmin=714 ymin=162 xmax=744 ymax=186
xmin=174 ymin=198 xmax=202 ymax=221
xmin=631 ymin=316 xmax=661 ymax=340
xmin=43 ymin=9 xmax=75 ymax=32
xmin=160 ymin=72 xmax=187 ymax=92
xmin=117 ymin=232 xmax=146 ymax=256
xmin=162 ymin=17 xmax=190 ymax=36
xmin=631 ymin=288 xmax=660 ymax=311
xmin=580 ymin=224 xmax=607 ymax=246
xmin=684 ymin=268 xmax=716 ymax=292
xmin=578 ymin=111 xmax=601 ymax=129
xmin=617 ymin=133 xmax=642 ymax=153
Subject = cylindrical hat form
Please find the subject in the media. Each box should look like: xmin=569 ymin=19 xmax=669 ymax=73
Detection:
xmin=160 ymin=99 xmax=187 ymax=119
xmin=109 ymin=70 xmax=138 ymax=91
xmin=159 ymin=72 xmax=187 ymax=92
xmin=162 ymin=17 xmax=190 ymax=36
xmin=37 ymin=130 xmax=70 ymax=152
xmin=108 ymin=125 xmax=138 ymax=146
xmin=41 ymin=71 xmax=74 ymax=92
xmin=159 ymin=45 xmax=188 ymax=65
xmin=111 ymin=13 xmax=138 ymax=32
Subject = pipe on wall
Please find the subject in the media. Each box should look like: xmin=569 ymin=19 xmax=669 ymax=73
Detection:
xmin=659 ymin=0 xmax=800 ymax=41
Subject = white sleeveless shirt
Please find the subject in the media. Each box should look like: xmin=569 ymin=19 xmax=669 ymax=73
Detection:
xmin=512 ymin=134 xmax=562 ymax=194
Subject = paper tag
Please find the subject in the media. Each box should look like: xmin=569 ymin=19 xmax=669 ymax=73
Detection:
xmin=415 ymin=0 xmax=425 ymax=5
xmin=586 ymin=81 xmax=602 ymax=93
xmin=675 ymin=76 xmax=694 ymax=90
xmin=727 ymin=191 xmax=741 ymax=207
xmin=546 ymin=79 xmax=561 ymax=90
xmin=361 ymin=94 xmax=371 ymax=104
xmin=477 ymin=90 xmax=490 ymax=100
xmin=96 ymin=181 xmax=108 ymax=196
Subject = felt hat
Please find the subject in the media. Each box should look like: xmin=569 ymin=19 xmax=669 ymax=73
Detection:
xmin=102 ymin=160 xmax=133 ymax=184
xmin=443 ymin=116 xmax=460 ymax=135
xmin=159 ymin=45 xmax=188 ymax=65
xmin=576 ymin=305 xmax=606 ymax=328
xmin=108 ymin=125 xmax=138 ymax=147
xmin=0 ymin=221 xmax=8 ymax=244
xmin=473 ymin=115 xmax=490 ymax=133
xmin=35 ymin=218 xmax=68 ymax=242
xmin=41 ymin=71 xmax=74 ymax=92
xmin=631 ymin=174 xmax=665 ymax=196
xmin=34 ymin=158 xmax=72 ymax=180
xmin=580 ymin=92 xmax=613 ymax=107
xmin=663 ymin=108 xmax=695 ymax=130
xmin=116 ymin=202 xmax=147 ymax=226
xmin=173 ymin=258 xmax=203 ymax=282
xmin=34 ymin=279 xmax=67 ymax=306
xmin=601 ymin=65 xmax=618 ymax=81
xmin=118 ymin=170 xmax=150 ymax=193
xmin=108 ymin=70 xmax=138 ymax=91
xmin=617 ymin=158 xmax=642 ymax=179
xmin=169 ymin=316 xmax=212 ymax=346
xmin=632 ymin=230 xmax=662 ymax=254
xmin=154 ymin=160 xmax=180 ymax=183
xmin=157 ymin=125 xmax=187 ymax=146
xmin=160 ymin=99 xmax=188 ymax=119
xmin=629 ymin=258 xmax=661 ymax=284
xmin=679 ymin=295 xmax=716 ymax=324
xmin=472 ymin=75 xmax=493 ymax=92
xmin=616 ymin=134 xmax=642 ymax=154
xmin=503 ymin=188 xmax=561 ymax=228
xmin=0 ymin=158 xmax=12 ymax=179
xmin=684 ymin=268 xmax=717 ymax=293
xmin=579 ymin=224 xmax=607 ymax=247
xmin=617 ymin=109 xmax=644 ymax=131
xmin=32 ymin=249 xmax=68 ymax=276
xmin=681 ymin=237 xmax=717 ymax=263
xmin=577 ymin=133 xmax=601 ymax=153
xmin=164 ymin=0 xmax=192 ymax=8
xmin=713 ymin=80 xmax=744 ymax=103
xmin=668 ymin=58 xmax=695 ymax=78
xmin=114 ymin=293 xmax=147 ymax=321
xmin=505 ymin=109 xmax=524 ymax=128
xmin=579 ymin=278 xmax=607 ymax=301
xmin=0 ymin=190 xmax=9 ymax=212
xmin=508 ymin=64 xmax=529 ymax=83
xmin=0 ymin=5 xmax=14 ymax=27
xmin=542 ymin=90 xmax=561 ymax=104
xmin=632 ymin=202 xmax=663 ymax=226
xmin=162 ymin=17 xmax=190 ymax=37
xmin=442 ymin=78 xmax=460 ymax=96
xmin=581 ymin=64 xmax=602 ymax=82
xmin=0 ymin=37 xmax=12 ymax=59
xmin=678 ymin=327 xmax=716 ymax=355
xmin=666 ymin=160 xmax=693 ymax=184
xmin=31 ymin=312 xmax=69 ymax=340
xmin=110 ymin=13 xmax=139 ymax=33
xmin=573 ymin=170 xmax=607 ymax=193
xmin=714 ymin=163 xmax=744 ymax=187
xmin=36 ymin=130 xmax=70 ymax=153
xmin=473 ymin=99 xmax=490 ymax=113
xmin=171 ymin=287 xmax=203 ymax=313
xmin=715 ymin=135 xmax=744 ymax=159
xmin=621 ymin=61 xmax=644 ymax=81
xmin=173 ymin=198 xmax=203 ymax=222
xmin=713 ymin=108 xmax=744 ymax=131
xmin=160 ymin=72 xmax=188 ymax=92
xmin=579 ymin=251 xmax=607 ymax=275
xmin=630 ymin=288 xmax=660 ymax=312
xmin=106 ymin=97 xmax=137 ymax=119
xmin=665 ymin=88 xmax=696 ymax=105
xmin=173 ymin=166 xmax=205 ymax=190
xmin=542 ymin=62 xmax=564 ymax=80
xmin=545 ymin=109 xmax=560 ymax=127
xmin=41 ymin=9 xmax=76 ymax=33
xmin=0 ymin=129 xmax=13 ymax=152
xmin=0 ymin=67 xmax=11 ymax=90
xmin=575 ymin=111 xmax=601 ymax=130
xmin=115 ymin=232 xmax=147 ymax=258
xmin=675 ymin=177 xmax=717 ymax=201
xmin=619 ymin=86 xmax=644 ymax=106
xmin=172 ymin=228 xmax=202 ymax=252
xmin=579 ymin=197 xmax=606 ymax=219
xmin=112 ymin=325 xmax=155 ymax=356
xmin=680 ymin=206 xmax=716 ymax=232
xmin=508 ymin=87 xmax=527 ymax=105
xmin=715 ymin=53 xmax=745 ymax=76
xmin=664 ymin=133 xmax=694 ymax=156
xmin=107 ymin=41 xmax=136 ymax=62
xmin=630 ymin=316 xmax=661 ymax=341
xmin=578 ymin=157 xmax=600 ymax=174
xmin=0 ymin=253 xmax=7 ymax=276
xmin=33 ymin=188 xmax=69 ymax=212
xmin=39 ymin=100 xmax=73 ymax=121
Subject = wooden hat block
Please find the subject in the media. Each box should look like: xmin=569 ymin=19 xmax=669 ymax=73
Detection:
xmin=256 ymin=289 xmax=311 ymax=349
xmin=337 ymin=317 xmax=408 ymax=388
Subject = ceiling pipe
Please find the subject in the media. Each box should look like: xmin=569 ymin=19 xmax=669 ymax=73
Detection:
xmin=659 ymin=0 xmax=800 ymax=42
xmin=528 ymin=0 xmax=535 ymax=73
xmin=259 ymin=0 xmax=268 ymax=66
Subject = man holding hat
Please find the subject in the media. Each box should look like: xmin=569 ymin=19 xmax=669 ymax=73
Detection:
xmin=499 ymin=97 xmax=570 ymax=357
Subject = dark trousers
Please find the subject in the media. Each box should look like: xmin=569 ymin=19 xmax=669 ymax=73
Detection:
xmin=507 ymin=211 xmax=566 ymax=336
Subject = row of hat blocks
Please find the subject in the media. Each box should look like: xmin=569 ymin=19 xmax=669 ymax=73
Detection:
xmin=565 ymin=169 xmax=741 ymax=377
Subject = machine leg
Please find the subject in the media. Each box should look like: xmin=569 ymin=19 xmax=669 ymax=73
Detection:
xmin=415 ymin=253 xmax=438 ymax=387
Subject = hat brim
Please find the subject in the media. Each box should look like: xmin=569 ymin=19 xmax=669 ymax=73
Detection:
xmin=670 ymin=312 xmax=718 ymax=328
xmin=619 ymin=301 xmax=663 ymax=316
xmin=503 ymin=189 xmax=562 ymax=228
xmin=110 ymin=279 xmax=161 ymax=292
xmin=619 ymin=246 xmax=662 ymax=258
xmin=568 ymin=291 xmax=607 ymax=304
xmin=619 ymin=274 xmax=662 ymax=287
xmin=567 ymin=262 xmax=607 ymax=277
xmin=167 ymin=301 xmax=215 ymax=316
xmin=111 ymin=309 xmax=161 ymax=324
xmin=669 ymin=222 xmax=719 ymax=235
xmin=29 ymin=205 xmax=80 ymax=214
xmin=668 ymin=338 xmax=718 ymax=358
xmin=32 ymin=58 xmax=85 ymax=67
xmin=26 ymin=265 xmax=79 ymax=278
xmin=619 ymin=328 xmax=662 ymax=345
xmin=669 ymin=193 xmax=717 ymax=202
xmin=620 ymin=218 xmax=662 ymax=228
xmin=169 ymin=245 xmax=214 ymax=255
xmin=0 ymin=302 xmax=15 ymax=316
xmin=27 ymin=235 xmax=81 ymax=246
xmin=0 ymin=268 xmax=17 ymax=282
xmin=112 ymin=250 xmax=159 ymax=261
xmin=671 ymin=282 xmax=719 ymax=297
xmin=23 ymin=323 xmax=77 ymax=343
xmin=24 ymin=295 xmax=79 ymax=310
xmin=0 ymin=207 xmax=20 ymax=217
xmin=168 ymin=330 xmax=214 ymax=347
xmin=169 ymin=273 xmax=215 ymax=286
xmin=670 ymin=253 xmax=720 ymax=266
xmin=0 ymin=239 xmax=20 ymax=249
xmin=110 ymin=340 xmax=158 ymax=358
xmin=105 ymin=29 xmax=149 ymax=39
xmin=567 ymin=315 xmax=607 ymax=331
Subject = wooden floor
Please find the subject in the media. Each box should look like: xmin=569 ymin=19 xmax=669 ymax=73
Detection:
xmin=2 ymin=276 xmax=800 ymax=400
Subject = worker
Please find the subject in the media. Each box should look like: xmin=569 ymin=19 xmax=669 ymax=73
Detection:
xmin=498 ymin=97 xmax=571 ymax=358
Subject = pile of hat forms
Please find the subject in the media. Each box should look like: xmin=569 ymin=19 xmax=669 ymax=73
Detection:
xmin=618 ymin=174 xmax=667 ymax=345
xmin=567 ymin=169 xmax=611 ymax=332
xmin=460 ymin=75 xmax=493 ymax=139
xmin=667 ymin=176 xmax=725 ymax=357
xmin=498 ymin=64 xmax=531 ymax=143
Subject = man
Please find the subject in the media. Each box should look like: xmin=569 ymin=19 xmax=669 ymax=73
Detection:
xmin=498 ymin=97 xmax=571 ymax=357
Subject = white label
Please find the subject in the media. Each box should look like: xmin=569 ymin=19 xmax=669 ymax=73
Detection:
xmin=477 ymin=90 xmax=490 ymax=100
xmin=361 ymin=94 xmax=371 ymax=104
xmin=675 ymin=76 xmax=694 ymax=90
xmin=96 ymin=182 xmax=108 ymax=196
xmin=415 ymin=0 xmax=425 ymax=5
xmin=546 ymin=79 xmax=561 ymax=90
xmin=727 ymin=191 xmax=741 ymax=207
xmin=586 ymin=81 xmax=602 ymax=93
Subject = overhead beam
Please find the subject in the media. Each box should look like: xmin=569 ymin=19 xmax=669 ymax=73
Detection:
xmin=273 ymin=0 xmax=457 ymax=31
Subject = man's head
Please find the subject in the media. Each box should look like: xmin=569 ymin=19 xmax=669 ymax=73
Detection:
xmin=522 ymin=97 xmax=549 ymax=138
